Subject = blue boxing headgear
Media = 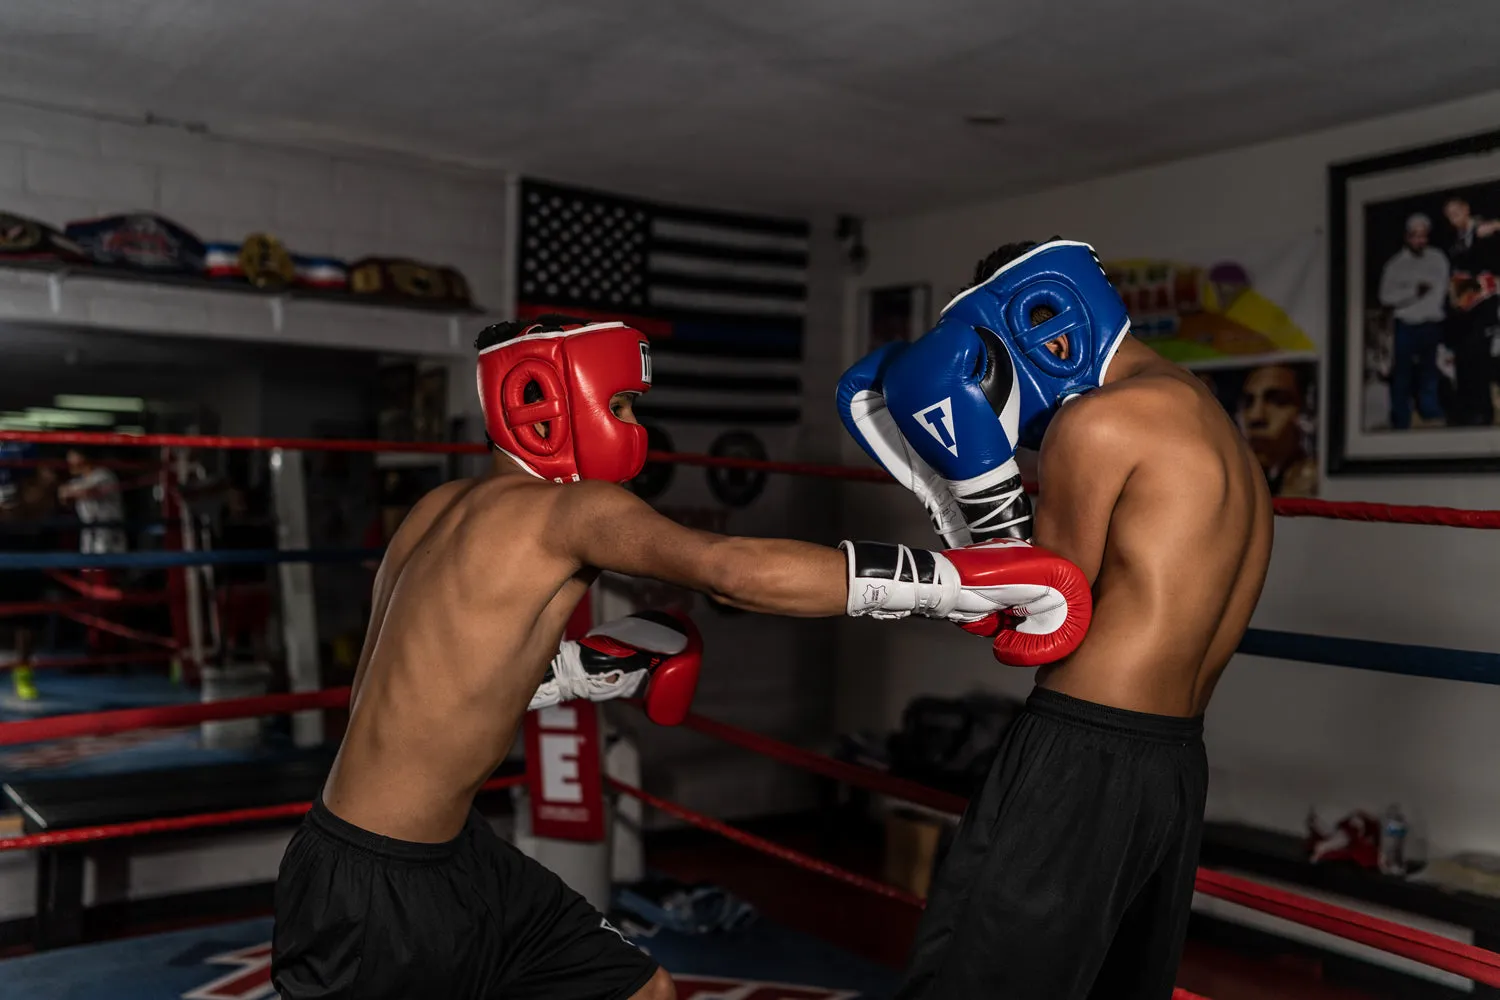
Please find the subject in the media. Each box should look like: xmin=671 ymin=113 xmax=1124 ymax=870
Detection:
xmin=935 ymin=239 xmax=1130 ymax=448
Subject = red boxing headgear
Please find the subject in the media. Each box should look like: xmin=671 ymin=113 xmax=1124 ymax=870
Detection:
xmin=477 ymin=318 xmax=652 ymax=483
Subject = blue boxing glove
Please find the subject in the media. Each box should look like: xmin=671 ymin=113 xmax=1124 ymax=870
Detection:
xmin=879 ymin=323 xmax=1034 ymax=543
xmin=837 ymin=342 xmax=971 ymax=546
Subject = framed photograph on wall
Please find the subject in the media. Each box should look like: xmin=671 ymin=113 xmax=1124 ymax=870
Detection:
xmin=1329 ymin=127 xmax=1500 ymax=474
xmin=863 ymin=283 xmax=931 ymax=354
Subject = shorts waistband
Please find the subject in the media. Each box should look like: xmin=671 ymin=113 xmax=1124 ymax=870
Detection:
xmin=1025 ymin=686 xmax=1204 ymax=744
xmin=307 ymin=799 xmax=470 ymax=862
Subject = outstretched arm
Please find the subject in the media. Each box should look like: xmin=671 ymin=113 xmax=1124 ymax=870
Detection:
xmin=550 ymin=482 xmax=847 ymax=617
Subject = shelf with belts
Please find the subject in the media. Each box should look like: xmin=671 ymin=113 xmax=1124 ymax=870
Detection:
xmin=0 ymin=256 xmax=498 ymax=357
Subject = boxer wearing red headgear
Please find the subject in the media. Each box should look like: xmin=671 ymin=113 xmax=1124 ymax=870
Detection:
xmin=477 ymin=316 xmax=653 ymax=483
xmin=274 ymin=313 xmax=1093 ymax=1000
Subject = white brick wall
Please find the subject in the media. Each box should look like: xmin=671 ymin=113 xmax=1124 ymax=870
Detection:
xmin=24 ymin=149 xmax=157 ymax=208
xmin=158 ymin=168 xmax=277 ymax=235
xmin=0 ymin=101 xmax=507 ymax=346
xmin=0 ymin=141 xmax=23 ymax=192
xmin=0 ymin=103 xmax=101 ymax=155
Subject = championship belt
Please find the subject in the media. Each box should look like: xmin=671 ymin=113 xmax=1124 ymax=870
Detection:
xmin=0 ymin=211 xmax=88 ymax=262
xmin=205 ymin=236 xmax=348 ymax=292
xmin=238 ymin=232 xmax=296 ymax=289
xmin=349 ymin=257 xmax=472 ymax=307
xmin=204 ymin=242 xmax=243 ymax=280
xmin=293 ymin=254 xmax=349 ymax=291
xmin=64 ymin=213 xmax=206 ymax=272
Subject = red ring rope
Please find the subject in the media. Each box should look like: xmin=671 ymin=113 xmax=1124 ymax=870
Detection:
xmin=0 ymin=684 xmax=1486 ymax=985
xmin=1195 ymin=869 xmax=1500 ymax=987
xmin=55 ymin=610 xmax=178 ymax=650
xmin=14 ymin=688 xmax=1454 ymax=981
xmin=0 ymin=593 xmax=169 ymax=618
xmin=672 ymin=708 xmax=1500 ymax=985
xmin=0 ymin=773 xmax=527 ymax=853
xmin=45 ymin=571 xmax=137 ymax=601
xmin=0 ymin=650 xmax=176 ymax=673
xmin=605 ymin=776 xmax=925 ymax=909
xmin=680 ymin=711 xmax=968 ymax=816
xmin=1272 ymin=497 xmax=1500 ymax=529
xmin=0 ymin=688 xmax=351 ymax=746
xmin=6 ymin=428 xmax=1498 ymax=527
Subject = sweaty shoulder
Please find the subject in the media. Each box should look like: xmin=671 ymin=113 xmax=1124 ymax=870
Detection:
xmin=446 ymin=475 xmax=647 ymax=563
xmin=545 ymin=477 xmax=647 ymax=539
xmin=1048 ymin=375 xmax=1222 ymax=468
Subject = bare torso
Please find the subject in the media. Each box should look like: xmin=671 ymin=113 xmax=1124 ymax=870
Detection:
xmin=321 ymin=473 xmax=590 ymax=843
xmin=1032 ymin=344 xmax=1274 ymax=717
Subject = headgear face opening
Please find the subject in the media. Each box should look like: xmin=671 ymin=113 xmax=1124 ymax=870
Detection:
xmin=935 ymin=240 xmax=1130 ymax=448
xmin=477 ymin=318 xmax=653 ymax=483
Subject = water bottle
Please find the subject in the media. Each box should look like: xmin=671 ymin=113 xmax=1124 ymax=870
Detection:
xmin=1379 ymin=805 xmax=1408 ymax=876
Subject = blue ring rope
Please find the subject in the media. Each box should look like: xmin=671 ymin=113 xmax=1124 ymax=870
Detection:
xmin=0 ymin=548 xmax=383 ymax=570
xmin=1 ymin=551 xmax=1495 ymax=684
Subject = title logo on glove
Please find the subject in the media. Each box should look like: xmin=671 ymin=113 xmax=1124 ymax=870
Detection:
xmin=913 ymin=397 xmax=959 ymax=456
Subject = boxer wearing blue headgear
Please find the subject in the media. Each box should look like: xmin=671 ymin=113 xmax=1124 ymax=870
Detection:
xmin=922 ymin=238 xmax=1130 ymax=449
xmin=844 ymin=238 xmax=1276 ymax=1000
xmin=840 ymin=240 xmax=1129 ymax=550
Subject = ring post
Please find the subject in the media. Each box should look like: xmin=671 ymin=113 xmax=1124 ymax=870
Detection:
xmin=515 ymin=592 xmax=611 ymax=909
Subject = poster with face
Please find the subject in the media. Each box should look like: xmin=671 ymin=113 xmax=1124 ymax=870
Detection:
xmin=1195 ymin=361 xmax=1320 ymax=497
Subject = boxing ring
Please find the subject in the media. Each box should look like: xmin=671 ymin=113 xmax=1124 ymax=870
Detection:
xmin=3 ymin=428 xmax=1500 ymax=998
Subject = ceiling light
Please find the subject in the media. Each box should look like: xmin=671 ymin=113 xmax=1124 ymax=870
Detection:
xmin=23 ymin=407 xmax=117 ymax=427
xmin=0 ymin=415 xmax=46 ymax=430
xmin=55 ymin=394 xmax=146 ymax=413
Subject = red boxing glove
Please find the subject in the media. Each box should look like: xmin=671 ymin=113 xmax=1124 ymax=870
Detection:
xmin=531 ymin=610 xmax=703 ymax=725
xmin=580 ymin=610 xmax=702 ymax=725
xmin=946 ymin=540 xmax=1092 ymax=667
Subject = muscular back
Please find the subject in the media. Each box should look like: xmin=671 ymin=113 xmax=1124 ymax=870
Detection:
xmin=1032 ymin=360 xmax=1274 ymax=716
xmin=324 ymin=473 xmax=593 ymax=842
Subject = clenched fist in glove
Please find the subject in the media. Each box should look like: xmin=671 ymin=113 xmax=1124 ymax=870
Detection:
xmin=529 ymin=610 xmax=702 ymax=725
xmin=842 ymin=537 xmax=1091 ymax=667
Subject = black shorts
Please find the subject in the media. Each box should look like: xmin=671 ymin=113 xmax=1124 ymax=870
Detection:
xmin=272 ymin=801 xmax=659 ymax=1000
xmin=895 ymin=687 xmax=1207 ymax=1000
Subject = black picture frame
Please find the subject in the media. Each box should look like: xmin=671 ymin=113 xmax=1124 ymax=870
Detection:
xmin=1328 ymin=127 xmax=1500 ymax=475
xmin=863 ymin=283 xmax=932 ymax=354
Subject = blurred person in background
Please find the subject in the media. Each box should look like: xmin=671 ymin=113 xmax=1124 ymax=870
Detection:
xmin=1442 ymin=196 xmax=1500 ymax=425
xmin=58 ymin=448 xmax=127 ymax=554
xmin=1378 ymin=212 xmax=1449 ymax=429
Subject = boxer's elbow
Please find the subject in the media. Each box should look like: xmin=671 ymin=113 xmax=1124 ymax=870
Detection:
xmin=699 ymin=536 xmax=843 ymax=617
xmin=699 ymin=536 xmax=760 ymax=609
